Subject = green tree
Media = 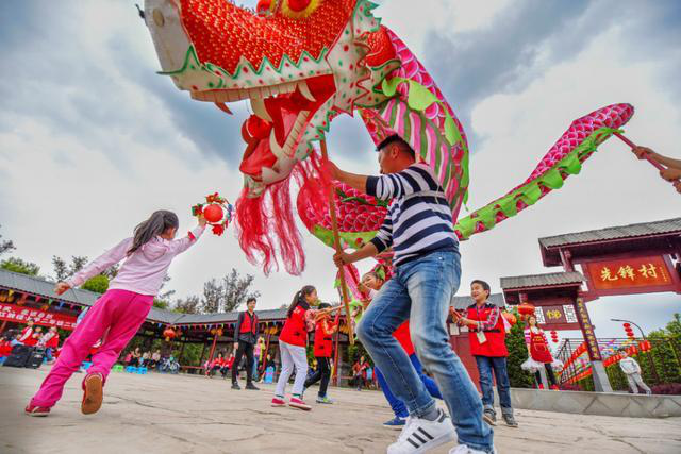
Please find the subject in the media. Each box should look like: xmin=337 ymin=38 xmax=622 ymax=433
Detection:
xmin=0 ymin=257 xmax=40 ymax=275
xmin=172 ymin=296 xmax=201 ymax=314
xmin=81 ymin=274 xmax=110 ymax=293
xmin=505 ymin=320 xmax=534 ymax=388
xmin=0 ymin=225 xmax=15 ymax=256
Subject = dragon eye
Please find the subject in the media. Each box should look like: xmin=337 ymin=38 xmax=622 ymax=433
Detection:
xmin=256 ymin=0 xmax=275 ymax=15
xmin=281 ymin=0 xmax=321 ymax=19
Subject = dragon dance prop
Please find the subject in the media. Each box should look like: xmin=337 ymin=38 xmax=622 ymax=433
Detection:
xmin=143 ymin=0 xmax=645 ymax=275
xmin=192 ymin=192 xmax=234 ymax=235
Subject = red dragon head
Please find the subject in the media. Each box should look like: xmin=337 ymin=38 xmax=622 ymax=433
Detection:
xmin=144 ymin=0 xmax=397 ymax=197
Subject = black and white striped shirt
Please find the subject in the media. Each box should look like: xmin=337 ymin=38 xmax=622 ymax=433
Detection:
xmin=366 ymin=163 xmax=459 ymax=267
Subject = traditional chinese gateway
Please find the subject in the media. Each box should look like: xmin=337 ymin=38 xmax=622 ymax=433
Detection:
xmin=501 ymin=217 xmax=681 ymax=391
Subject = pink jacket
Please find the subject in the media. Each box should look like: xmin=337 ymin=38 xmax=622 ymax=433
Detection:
xmin=67 ymin=225 xmax=205 ymax=296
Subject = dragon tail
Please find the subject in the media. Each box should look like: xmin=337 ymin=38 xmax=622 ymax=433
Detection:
xmin=453 ymin=103 xmax=634 ymax=240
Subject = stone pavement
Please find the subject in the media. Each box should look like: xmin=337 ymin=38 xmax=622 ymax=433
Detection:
xmin=1 ymin=366 xmax=680 ymax=454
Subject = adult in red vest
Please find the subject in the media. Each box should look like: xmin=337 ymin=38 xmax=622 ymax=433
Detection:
xmin=454 ymin=280 xmax=517 ymax=428
xmin=303 ymin=303 xmax=337 ymax=404
xmin=231 ymin=297 xmax=260 ymax=390
xmin=19 ymin=320 xmax=35 ymax=345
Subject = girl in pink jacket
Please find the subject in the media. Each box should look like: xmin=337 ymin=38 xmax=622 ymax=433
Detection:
xmin=25 ymin=211 xmax=205 ymax=417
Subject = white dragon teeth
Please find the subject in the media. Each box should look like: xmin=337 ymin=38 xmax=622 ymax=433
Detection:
xmin=269 ymin=127 xmax=285 ymax=159
xmin=190 ymin=81 xmax=299 ymax=104
xmin=283 ymin=110 xmax=309 ymax=157
xmin=250 ymin=96 xmax=272 ymax=122
xmin=297 ymin=81 xmax=316 ymax=102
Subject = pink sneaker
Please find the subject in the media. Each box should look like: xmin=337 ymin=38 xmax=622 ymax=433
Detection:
xmin=288 ymin=397 xmax=311 ymax=411
xmin=271 ymin=397 xmax=286 ymax=407
xmin=25 ymin=404 xmax=50 ymax=417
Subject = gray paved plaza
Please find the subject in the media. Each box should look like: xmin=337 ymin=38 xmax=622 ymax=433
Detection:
xmin=1 ymin=366 xmax=680 ymax=453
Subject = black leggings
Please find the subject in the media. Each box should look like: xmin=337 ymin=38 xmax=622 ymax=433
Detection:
xmin=304 ymin=356 xmax=331 ymax=397
xmin=232 ymin=340 xmax=254 ymax=383
xmin=535 ymin=363 xmax=557 ymax=387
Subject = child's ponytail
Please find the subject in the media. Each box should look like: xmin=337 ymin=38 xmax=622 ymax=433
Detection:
xmin=287 ymin=285 xmax=316 ymax=318
xmin=128 ymin=211 xmax=179 ymax=255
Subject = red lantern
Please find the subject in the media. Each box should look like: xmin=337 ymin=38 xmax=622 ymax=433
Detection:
xmin=203 ymin=204 xmax=224 ymax=223
xmin=550 ymin=331 xmax=559 ymax=343
xmin=163 ymin=327 xmax=177 ymax=342
xmin=639 ymin=340 xmax=652 ymax=352
xmin=517 ymin=303 xmax=535 ymax=318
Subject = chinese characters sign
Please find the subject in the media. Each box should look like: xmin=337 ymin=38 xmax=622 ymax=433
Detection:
xmin=532 ymin=304 xmax=580 ymax=331
xmin=0 ymin=303 xmax=77 ymax=331
xmin=574 ymin=298 xmax=601 ymax=360
xmin=584 ymin=255 xmax=677 ymax=296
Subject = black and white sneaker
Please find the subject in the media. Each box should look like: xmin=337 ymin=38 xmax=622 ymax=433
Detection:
xmin=387 ymin=408 xmax=455 ymax=454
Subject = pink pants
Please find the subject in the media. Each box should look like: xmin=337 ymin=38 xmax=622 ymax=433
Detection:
xmin=31 ymin=289 xmax=153 ymax=408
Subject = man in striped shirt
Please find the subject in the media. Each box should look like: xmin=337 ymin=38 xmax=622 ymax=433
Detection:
xmin=330 ymin=135 xmax=494 ymax=454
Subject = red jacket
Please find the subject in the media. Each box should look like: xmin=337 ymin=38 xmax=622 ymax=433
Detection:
xmin=280 ymin=305 xmax=309 ymax=347
xmin=393 ymin=321 xmax=415 ymax=356
xmin=313 ymin=318 xmax=334 ymax=358
xmin=466 ymin=303 xmax=508 ymax=357
xmin=45 ymin=333 xmax=60 ymax=349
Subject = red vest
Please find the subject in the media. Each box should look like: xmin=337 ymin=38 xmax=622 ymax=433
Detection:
xmin=45 ymin=334 xmax=60 ymax=349
xmin=466 ymin=304 xmax=508 ymax=357
xmin=314 ymin=319 xmax=333 ymax=357
xmin=529 ymin=330 xmax=553 ymax=363
xmin=239 ymin=312 xmax=259 ymax=334
xmin=393 ymin=321 xmax=415 ymax=356
xmin=280 ymin=306 xmax=308 ymax=347
xmin=19 ymin=326 xmax=33 ymax=342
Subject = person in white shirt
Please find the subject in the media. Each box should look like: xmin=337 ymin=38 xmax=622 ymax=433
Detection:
xmin=618 ymin=348 xmax=651 ymax=395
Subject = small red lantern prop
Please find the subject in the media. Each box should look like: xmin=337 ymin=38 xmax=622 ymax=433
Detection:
xmin=163 ymin=327 xmax=177 ymax=342
xmin=517 ymin=303 xmax=535 ymax=319
xmin=550 ymin=331 xmax=559 ymax=343
xmin=192 ymin=192 xmax=234 ymax=236
xmin=203 ymin=204 xmax=223 ymax=223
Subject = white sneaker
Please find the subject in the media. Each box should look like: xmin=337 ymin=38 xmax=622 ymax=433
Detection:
xmin=449 ymin=445 xmax=497 ymax=454
xmin=387 ymin=408 xmax=455 ymax=454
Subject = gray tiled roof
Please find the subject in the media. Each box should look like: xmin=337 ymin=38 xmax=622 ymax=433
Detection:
xmin=539 ymin=217 xmax=681 ymax=249
xmin=500 ymin=271 xmax=584 ymax=290
xmin=0 ymin=269 xmax=285 ymax=325
xmin=451 ymin=293 xmax=504 ymax=309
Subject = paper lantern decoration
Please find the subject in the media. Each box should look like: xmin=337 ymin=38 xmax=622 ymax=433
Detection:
xmin=639 ymin=340 xmax=652 ymax=352
xmin=163 ymin=327 xmax=177 ymax=341
xmin=517 ymin=303 xmax=535 ymax=320
xmin=623 ymin=323 xmax=635 ymax=339
xmin=550 ymin=331 xmax=559 ymax=343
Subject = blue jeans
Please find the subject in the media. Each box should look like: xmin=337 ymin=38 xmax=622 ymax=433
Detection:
xmin=357 ymin=250 xmax=493 ymax=452
xmin=475 ymin=356 xmax=513 ymax=416
xmin=376 ymin=353 xmax=443 ymax=419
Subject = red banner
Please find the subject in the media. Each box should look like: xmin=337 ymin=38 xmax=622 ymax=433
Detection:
xmin=0 ymin=303 xmax=77 ymax=331
xmin=584 ymin=255 xmax=675 ymax=295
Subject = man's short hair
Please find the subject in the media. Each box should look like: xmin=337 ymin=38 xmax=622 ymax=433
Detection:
xmin=377 ymin=134 xmax=415 ymax=160
xmin=470 ymin=280 xmax=491 ymax=295
xmin=247 ymin=297 xmax=256 ymax=304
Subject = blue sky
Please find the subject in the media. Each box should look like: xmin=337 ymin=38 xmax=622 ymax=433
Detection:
xmin=0 ymin=0 xmax=679 ymax=340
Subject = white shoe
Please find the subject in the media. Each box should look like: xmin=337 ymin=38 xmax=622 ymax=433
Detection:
xmin=449 ymin=445 xmax=497 ymax=454
xmin=387 ymin=408 xmax=455 ymax=454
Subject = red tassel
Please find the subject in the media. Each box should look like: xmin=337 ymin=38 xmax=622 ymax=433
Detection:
xmin=235 ymin=149 xmax=332 ymax=275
